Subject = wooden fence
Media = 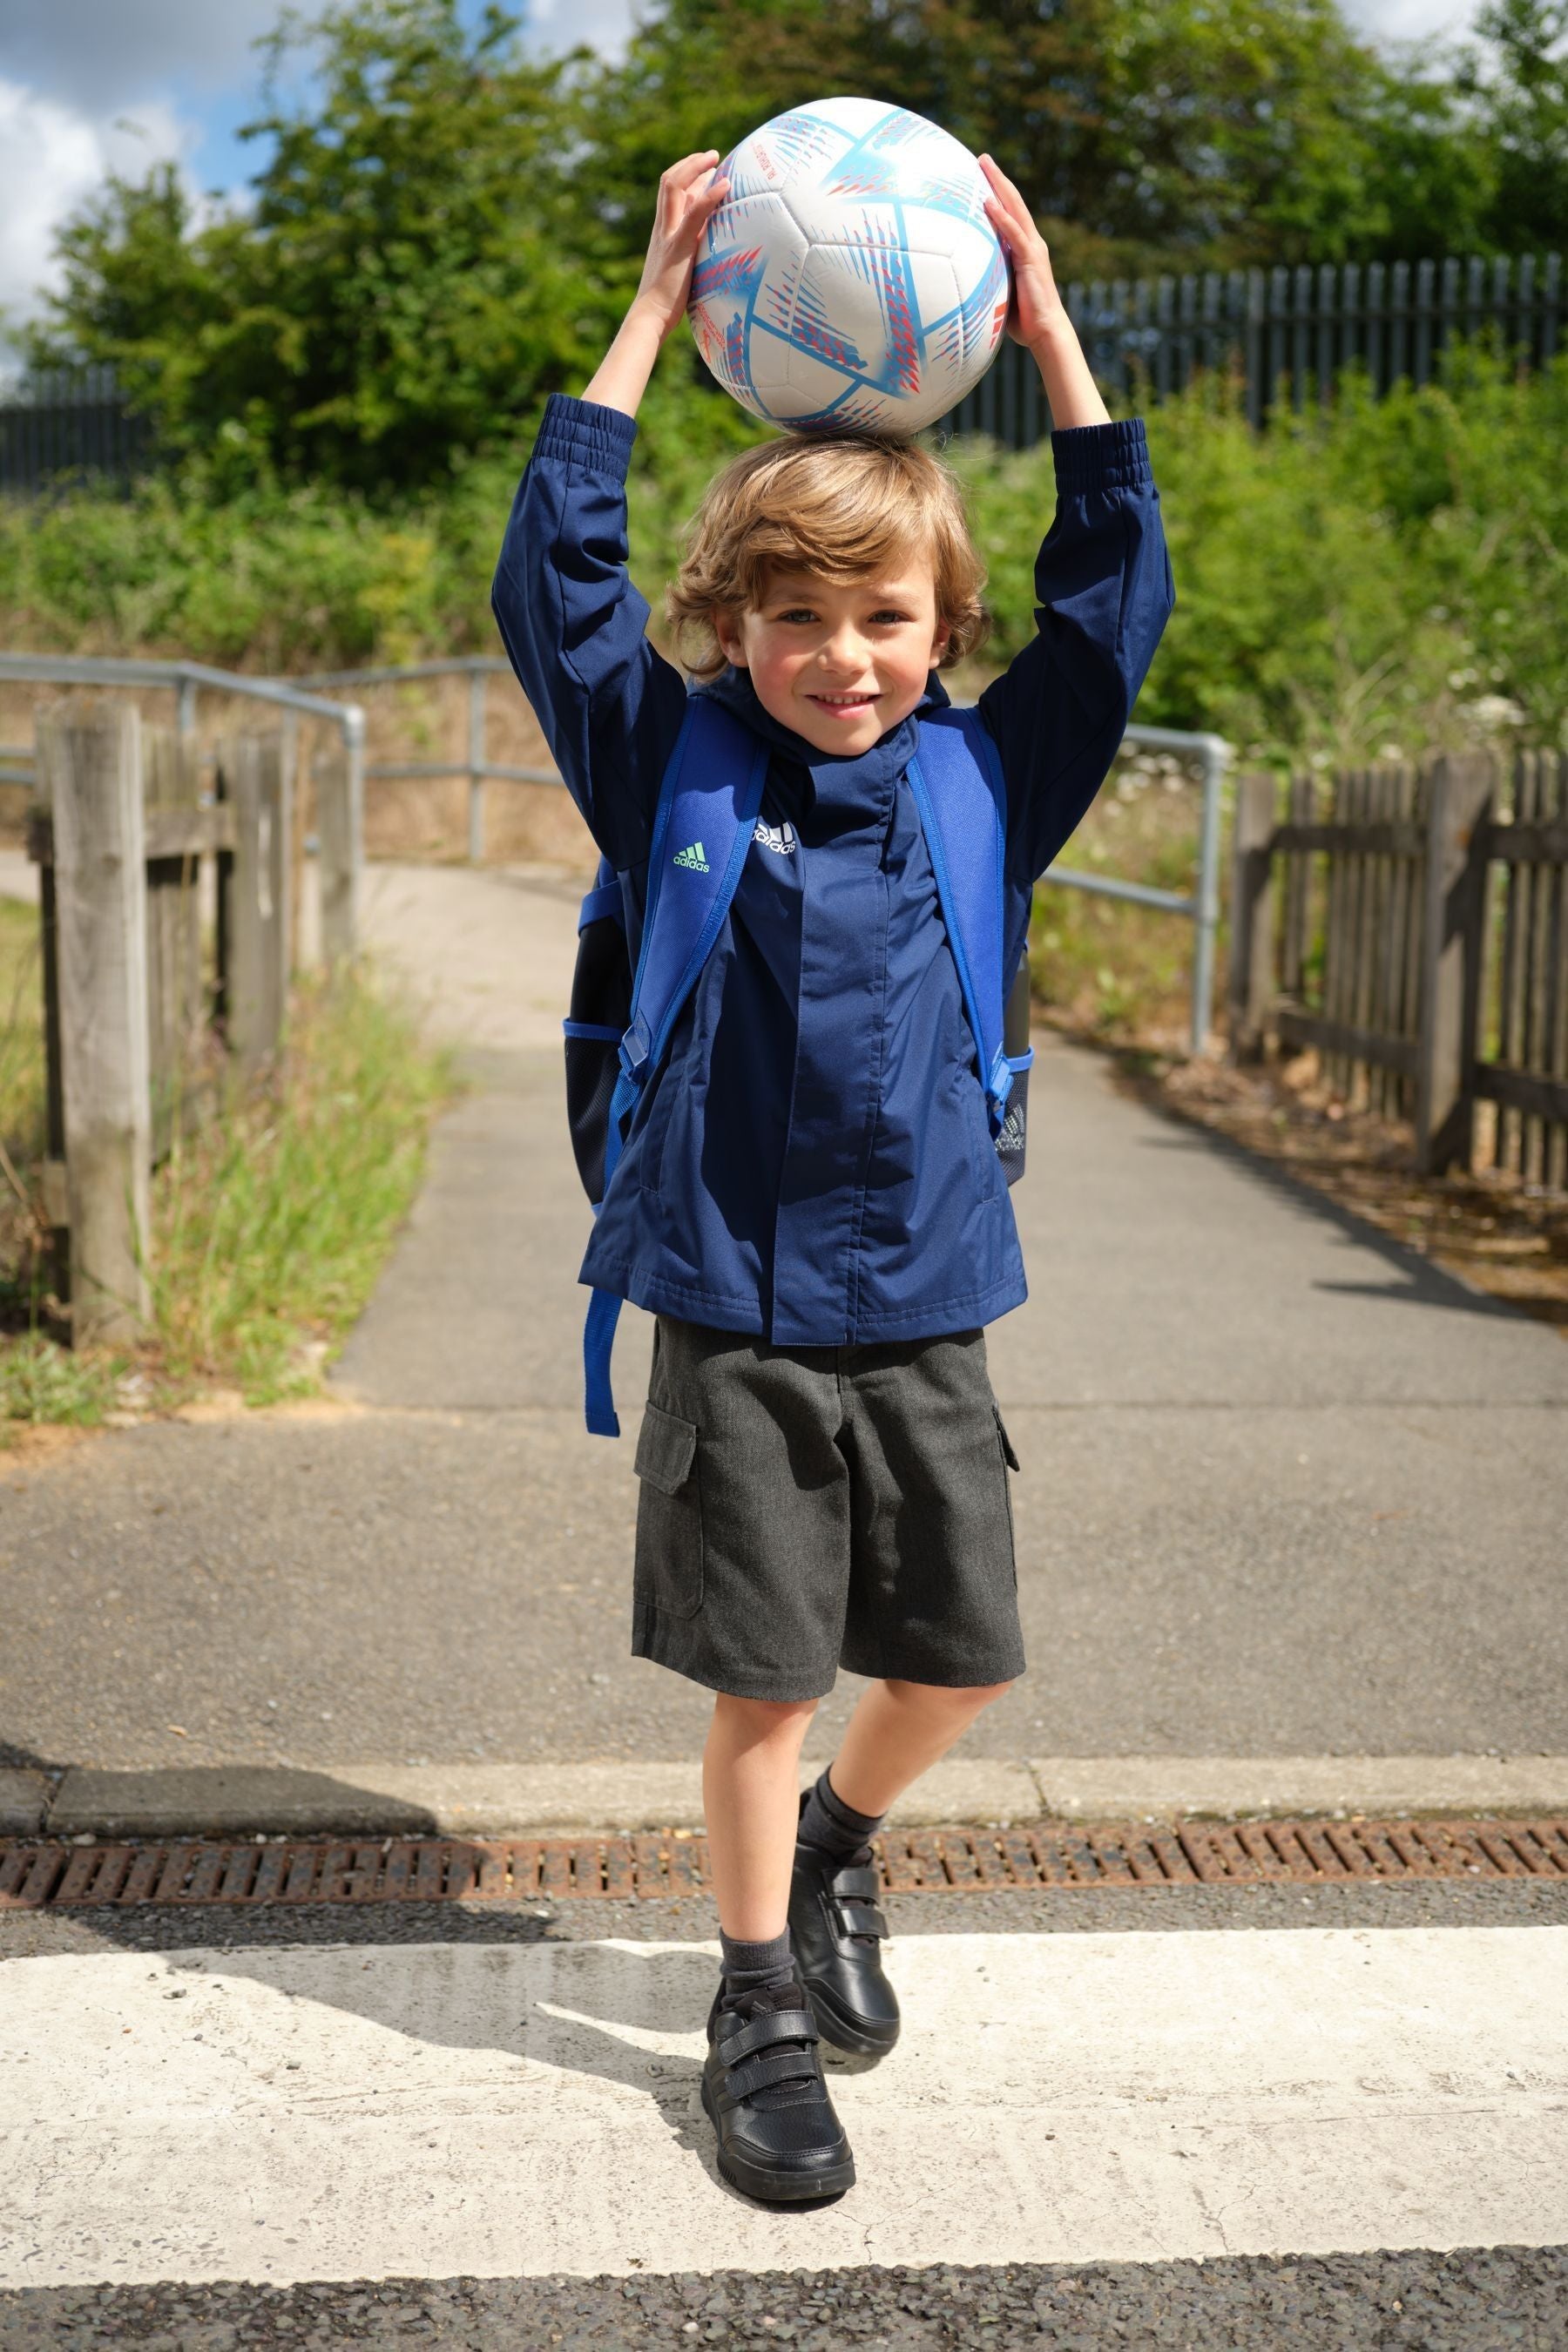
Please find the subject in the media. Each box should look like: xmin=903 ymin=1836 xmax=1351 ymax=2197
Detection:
xmin=25 ymin=700 xmax=353 ymax=1345
xmin=1229 ymin=747 xmax=1568 ymax=1187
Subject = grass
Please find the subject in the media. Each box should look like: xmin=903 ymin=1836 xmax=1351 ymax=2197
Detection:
xmin=0 ymin=953 xmax=460 ymax=1439
xmin=1029 ymin=745 xmax=1219 ymax=1049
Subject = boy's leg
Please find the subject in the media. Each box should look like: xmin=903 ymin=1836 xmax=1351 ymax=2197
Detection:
xmin=700 ymin=1687 xmax=856 ymax=2204
xmin=788 ymin=1676 xmax=1015 ymax=2058
xmin=823 ymin=1673 xmax=1014 ymax=1821
xmin=702 ymin=1691 xmax=817 ymax=1949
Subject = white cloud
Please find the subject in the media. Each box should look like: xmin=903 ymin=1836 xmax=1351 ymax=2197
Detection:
xmin=0 ymin=77 xmax=199 ymax=330
xmin=1341 ymin=0 xmax=1482 ymax=47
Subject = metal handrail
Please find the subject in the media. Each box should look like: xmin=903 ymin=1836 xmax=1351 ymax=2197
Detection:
xmin=1 ymin=650 xmax=1229 ymax=1051
xmin=0 ymin=652 xmax=367 ymax=952
xmin=293 ymin=659 xmax=1231 ymax=1052
xmin=1044 ymin=721 xmax=1231 ymax=1054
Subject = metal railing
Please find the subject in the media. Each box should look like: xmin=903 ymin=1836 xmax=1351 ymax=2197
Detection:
xmin=3 ymin=650 xmax=1228 ymax=1051
xmin=295 ymin=660 xmax=1229 ymax=1054
xmin=0 ymin=654 xmax=365 ymax=951
xmin=1041 ymin=723 xmax=1230 ymax=1056
xmin=292 ymin=656 xmax=550 ymax=866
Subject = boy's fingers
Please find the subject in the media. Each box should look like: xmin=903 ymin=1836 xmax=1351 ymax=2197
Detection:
xmin=664 ymin=149 xmax=722 ymax=188
xmin=978 ymin=153 xmax=1031 ymax=217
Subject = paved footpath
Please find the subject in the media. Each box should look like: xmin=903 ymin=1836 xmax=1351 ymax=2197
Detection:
xmin=3 ymin=858 xmax=1568 ymax=2344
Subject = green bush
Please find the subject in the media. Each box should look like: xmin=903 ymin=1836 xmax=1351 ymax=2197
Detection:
xmin=1 ymin=348 xmax=1562 ymax=767
xmin=950 ymin=347 xmax=1567 ymax=763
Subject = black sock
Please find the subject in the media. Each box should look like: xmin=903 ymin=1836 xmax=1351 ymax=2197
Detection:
xmin=718 ymin=1926 xmax=795 ymax=2005
xmin=798 ymin=1765 xmax=885 ymax=1862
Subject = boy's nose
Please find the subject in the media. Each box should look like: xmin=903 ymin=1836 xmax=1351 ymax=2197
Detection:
xmin=821 ymin=625 xmax=871 ymax=670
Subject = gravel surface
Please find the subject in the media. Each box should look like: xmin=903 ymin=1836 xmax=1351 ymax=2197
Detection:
xmin=3 ymin=1876 xmax=1567 ymax=1957
xmin=3 ymin=2247 xmax=1565 ymax=2349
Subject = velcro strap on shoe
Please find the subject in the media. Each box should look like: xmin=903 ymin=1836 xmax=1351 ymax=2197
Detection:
xmin=832 ymin=1897 xmax=889 ymax=1940
xmin=715 ymin=2006 xmax=820 ymax=2067
xmin=830 ymin=1865 xmax=882 ymax=1900
xmin=715 ymin=2046 xmax=821 ymax=2112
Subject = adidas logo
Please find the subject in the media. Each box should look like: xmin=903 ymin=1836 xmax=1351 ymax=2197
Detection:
xmin=997 ymin=1102 xmax=1026 ymax=1154
xmin=672 ymin=841 xmax=709 ymax=873
xmin=753 ymin=818 xmax=798 ymax=856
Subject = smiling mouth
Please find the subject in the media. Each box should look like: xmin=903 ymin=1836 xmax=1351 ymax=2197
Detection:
xmin=808 ymin=691 xmax=879 ymax=711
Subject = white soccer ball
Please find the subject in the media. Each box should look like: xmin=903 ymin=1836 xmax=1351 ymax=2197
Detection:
xmin=688 ymin=96 xmax=1010 ymax=437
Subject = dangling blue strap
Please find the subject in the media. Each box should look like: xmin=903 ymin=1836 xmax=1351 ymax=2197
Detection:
xmin=904 ymin=706 xmax=1012 ymax=1133
xmin=583 ymin=696 xmax=769 ymax=1436
xmin=584 ymin=1287 xmax=625 ymax=1436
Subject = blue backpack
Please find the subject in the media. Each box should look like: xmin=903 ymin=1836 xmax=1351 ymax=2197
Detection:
xmin=564 ymin=696 xmax=1033 ymax=1436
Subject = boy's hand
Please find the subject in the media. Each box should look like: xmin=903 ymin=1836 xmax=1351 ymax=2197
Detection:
xmin=632 ymin=151 xmax=732 ymax=346
xmin=977 ymin=155 xmax=1066 ymax=349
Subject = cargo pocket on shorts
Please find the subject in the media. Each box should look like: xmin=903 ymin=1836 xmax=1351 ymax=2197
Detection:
xmin=992 ymin=1405 xmax=1020 ymax=1582
xmin=633 ymin=1401 xmax=704 ymax=1618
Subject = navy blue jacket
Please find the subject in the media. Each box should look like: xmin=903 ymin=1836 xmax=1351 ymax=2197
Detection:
xmin=492 ymin=391 xmax=1173 ymax=1347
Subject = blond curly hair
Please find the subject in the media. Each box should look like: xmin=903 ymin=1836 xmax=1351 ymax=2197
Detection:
xmin=665 ymin=433 xmax=990 ymax=681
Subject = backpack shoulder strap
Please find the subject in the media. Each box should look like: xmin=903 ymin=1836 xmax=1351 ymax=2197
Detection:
xmin=907 ymin=705 xmax=1015 ymax=1132
xmin=585 ymin=693 xmax=769 ymax=1436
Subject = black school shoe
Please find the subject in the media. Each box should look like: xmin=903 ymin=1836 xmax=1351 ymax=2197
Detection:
xmin=787 ymin=1791 xmax=901 ymax=2058
xmin=700 ymin=1977 xmax=855 ymax=2205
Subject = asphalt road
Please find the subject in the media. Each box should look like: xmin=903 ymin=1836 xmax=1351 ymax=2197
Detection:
xmin=3 ymin=861 xmax=1566 ymax=1781
xmin=3 ymin=1882 xmax=1565 ymax=2350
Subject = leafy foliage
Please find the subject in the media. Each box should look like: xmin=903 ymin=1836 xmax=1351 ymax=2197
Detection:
xmin=3 ymin=348 xmax=1562 ymax=767
xmin=18 ymin=0 xmax=1568 ymax=490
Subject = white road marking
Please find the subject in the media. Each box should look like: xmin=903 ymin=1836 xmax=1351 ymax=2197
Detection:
xmin=2 ymin=1925 xmax=1565 ymax=2286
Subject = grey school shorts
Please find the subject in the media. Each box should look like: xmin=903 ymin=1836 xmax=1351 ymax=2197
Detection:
xmin=630 ymin=1314 xmax=1026 ymax=1701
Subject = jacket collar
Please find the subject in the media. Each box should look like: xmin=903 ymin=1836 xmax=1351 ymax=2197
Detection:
xmin=696 ymin=665 xmax=951 ymax=805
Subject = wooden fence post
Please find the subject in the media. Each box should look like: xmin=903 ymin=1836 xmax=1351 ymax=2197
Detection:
xmin=1227 ymin=772 xmax=1278 ymax=1060
xmin=219 ymin=731 xmax=287 ymax=1069
xmin=36 ymin=699 xmax=151 ymax=1346
xmin=1416 ymin=753 xmax=1494 ymax=1175
xmin=144 ymin=726 xmax=205 ymax=1159
xmin=315 ymin=733 xmax=358 ymax=964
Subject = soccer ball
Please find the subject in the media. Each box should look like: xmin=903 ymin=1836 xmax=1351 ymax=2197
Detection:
xmin=688 ymin=97 xmax=1010 ymax=436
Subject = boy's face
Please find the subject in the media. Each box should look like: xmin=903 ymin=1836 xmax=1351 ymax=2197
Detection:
xmin=713 ymin=557 xmax=950 ymax=757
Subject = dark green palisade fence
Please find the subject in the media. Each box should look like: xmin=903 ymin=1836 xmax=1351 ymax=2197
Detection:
xmin=942 ymin=252 xmax=1565 ymax=446
xmin=0 ymin=364 xmax=154 ymax=492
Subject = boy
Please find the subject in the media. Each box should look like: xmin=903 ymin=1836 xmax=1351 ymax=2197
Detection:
xmin=493 ymin=149 xmax=1172 ymax=2207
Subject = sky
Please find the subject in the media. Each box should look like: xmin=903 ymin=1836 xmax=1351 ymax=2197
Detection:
xmin=0 ymin=0 xmax=1485 ymax=341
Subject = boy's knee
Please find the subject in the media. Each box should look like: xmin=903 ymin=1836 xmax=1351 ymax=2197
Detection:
xmin=885 ymin=1675 xmax=1015 ymax=1710
xmin=713 ymin=1691 xmax=818 ymax=1732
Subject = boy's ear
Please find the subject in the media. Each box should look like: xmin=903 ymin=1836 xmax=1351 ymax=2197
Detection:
xmin=713 ymin=606 xmax=747 ymax=668
xmin=929 ymin=618 xmax=952 ymax=666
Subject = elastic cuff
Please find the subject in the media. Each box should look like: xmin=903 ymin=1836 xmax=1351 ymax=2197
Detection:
xmin=531 ymin=390 xmax=639 ymax=474
xmin=1051 ymin=416 xmax=1152 ymax=494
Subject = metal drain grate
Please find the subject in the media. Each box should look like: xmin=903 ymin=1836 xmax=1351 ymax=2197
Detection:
xmin=3 ymin=1817 xmax=1568 ymax=1909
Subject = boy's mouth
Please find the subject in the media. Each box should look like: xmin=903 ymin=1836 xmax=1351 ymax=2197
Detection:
xmin=806 ymin=691 xmax=879 ymax=720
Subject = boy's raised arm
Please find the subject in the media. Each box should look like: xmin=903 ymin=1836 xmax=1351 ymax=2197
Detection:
xmin=973 ymin=158 xmax=1175 ymax=886
xmin=490 ymin=153 xmax=730 ymax=870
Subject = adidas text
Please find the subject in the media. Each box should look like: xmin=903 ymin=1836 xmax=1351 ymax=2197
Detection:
xmin=672 ymin=841 xmax=709 ymax=873
xmin=753 ymin=818 xmax=799 ymax=857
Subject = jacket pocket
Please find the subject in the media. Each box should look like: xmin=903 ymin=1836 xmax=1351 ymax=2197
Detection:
xmin=632 ymin=1402 xmax=704 ymax=1616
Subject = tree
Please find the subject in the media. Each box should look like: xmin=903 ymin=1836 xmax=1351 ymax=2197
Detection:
xmin=571 ymin=0 xmax=1447 ymax=276
xmin=1460 ymin=0 xmax=1568 ymax=248
xmin=29 ymin=2 xmax=612 ymax=489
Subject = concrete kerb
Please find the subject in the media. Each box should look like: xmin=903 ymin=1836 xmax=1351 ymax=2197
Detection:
xmin=9 ymin=1755 xmax=1568 ymax=1844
